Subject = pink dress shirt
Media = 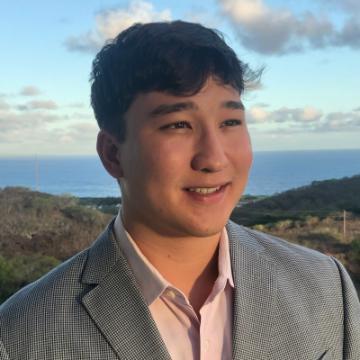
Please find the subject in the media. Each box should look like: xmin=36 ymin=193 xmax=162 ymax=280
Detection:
xmin=113 ymin=214 xmax=234 ymax=360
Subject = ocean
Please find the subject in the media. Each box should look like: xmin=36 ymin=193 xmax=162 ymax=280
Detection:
xmin=0 ymin=149 xmax=359 ymax=197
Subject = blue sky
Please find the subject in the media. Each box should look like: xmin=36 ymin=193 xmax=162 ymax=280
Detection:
xmin=1 ymin=0 xmax=359 ymax=155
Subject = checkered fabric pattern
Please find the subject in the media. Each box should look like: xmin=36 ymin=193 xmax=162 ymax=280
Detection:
xmin=0 ymin=220 xmax=359 ymax=359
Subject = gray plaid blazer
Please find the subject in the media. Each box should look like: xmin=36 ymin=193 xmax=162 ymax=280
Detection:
xmin=1 ymin=220 xmax=359 ymax=360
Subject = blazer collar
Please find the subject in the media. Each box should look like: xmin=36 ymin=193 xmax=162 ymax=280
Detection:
xmin=227 ymin=221 xmax=278 ymax=360
xmin=81 ymin=220 xmax=277 ymax=360
xmin=81 ymin=220 xmax=171 ymax=360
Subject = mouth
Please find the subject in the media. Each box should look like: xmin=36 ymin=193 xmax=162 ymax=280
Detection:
xmin=184 ymin=183 xmax=229 ymax=195
xmin=187 ymin=186 xmax=221 ymax=194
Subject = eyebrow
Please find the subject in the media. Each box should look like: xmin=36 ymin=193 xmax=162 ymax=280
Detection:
xmin=148 ymin=99 xmax=245 ymax=118
xmin=222 ymin=100 xmax=245 ymax=110
xmin=149 ymin=102 xmax=197 ymax=117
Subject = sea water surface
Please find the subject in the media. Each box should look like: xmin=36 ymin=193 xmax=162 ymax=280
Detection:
xmin=0 ymin=150 xmax=359 ymax=197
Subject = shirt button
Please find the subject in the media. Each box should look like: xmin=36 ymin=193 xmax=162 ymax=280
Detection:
xmin=166 ymin=289 xmax=176 ymax=299
xmin=204 ymin=339 xmax=210 ymax=351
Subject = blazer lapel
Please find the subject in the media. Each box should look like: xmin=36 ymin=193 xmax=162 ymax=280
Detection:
xmin=81 ymin=223 xmax=171 ymax=360
xmin=227 ymin=222 xmax=278 ymax=360
xmin=80 ymin=220 xmax=278 ymax=360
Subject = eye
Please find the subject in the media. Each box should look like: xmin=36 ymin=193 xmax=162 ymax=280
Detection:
xmin=221 ymin=119 xmax=242 ymax=127
xmin=160 ymin=121 xmax=191 ymax=130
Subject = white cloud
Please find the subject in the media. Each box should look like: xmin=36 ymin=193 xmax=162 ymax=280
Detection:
xmin=0 ymin=100 xmax=95 ymax=146
xmin=20 ymin=86 xmax=41 ymax=96
xmin=0 ymin=99 xmax=10 ymax=111
xmin=296 ymin=12 xmax=334 ymax=48
xmin=0 ymin=86 xmax=98 ymax=154
xmin=333 ymin=17 xmax=360 ymax=48
xmin=17 ymin=100 xmax=58 ymax=111
xmin=318 ymin=111 xmax=360 ymax=132
xmin=218 ymin=0 xmax=360 ymax=55
xmin=54 ymin=122 xmax=98 ymax=144
xmin=67 ymin=102 xmax=86 ymax=109
xmin=256 ymin=106 xmax=322 ymax=123
xmin=65 ymin=0 xmax=172 ymax=53
xmin=247 ymin=105 xmax=359 ymax=133
xmin=0 ymin=111 xmax=61 ymax=143
xmin=247 ymin=106 xmax=269 ymax=123
xmin=299 ymin=106 xmax=323 ymax=122
xmin=316 ymin=0 xmax=360 ymax=14
xmin=221 ymin=0 xmax=266 ymax=23
xmin=0 ymin=87 xmax=82 ymax=147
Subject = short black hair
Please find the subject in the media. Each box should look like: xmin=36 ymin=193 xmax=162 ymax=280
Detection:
xmin=90 ymin=20 xmax=259 ymax=141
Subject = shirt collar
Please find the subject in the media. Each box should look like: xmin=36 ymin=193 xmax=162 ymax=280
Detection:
xmin=113 ymin=213 xmax=168 ymax=305
xmin=218 ymin=227 xmax=235 ymax=288
xmin=113 ymin=213 xmax=234 ymax=306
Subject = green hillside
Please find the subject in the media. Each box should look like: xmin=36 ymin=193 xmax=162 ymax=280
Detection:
xmin=231 ymin=175 xmax=360 ymax=226
xmin=0 ymin=187 xmax=113 ymax=302
xmin=0 ymin=187 xmax=113 ymax=260
xmin=1 ymin=176 xmax=359 ymax=303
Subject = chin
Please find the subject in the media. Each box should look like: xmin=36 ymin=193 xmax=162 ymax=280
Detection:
xmin=190 ymin=228 xmax=224 ymax=238
xmin=183 ymin=218 xmax=228 ymax=238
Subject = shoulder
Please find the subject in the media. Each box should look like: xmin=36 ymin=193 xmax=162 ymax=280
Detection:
xmin=0 ymin=248 xmax=91 ymax=357
xmin=227 ymin=219 xmax=336 ymax=267
xmin=0 ymin=221 xmax=116 ymax=318
xmin=226 ymin=220 xmax=345 ymax=294
xmin=227 ymin=221 xmax=360 ymax=358
xmin=0 ymin=248 xmax=89 ymax=318
xmin=0 ymin=222 xmax=128 ymax=358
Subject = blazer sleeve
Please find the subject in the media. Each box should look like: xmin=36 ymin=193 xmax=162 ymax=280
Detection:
xmin=331 ymin=257 xmax=360 ymax=359
xmin=0 ymin=339 xmax=10 ymax=360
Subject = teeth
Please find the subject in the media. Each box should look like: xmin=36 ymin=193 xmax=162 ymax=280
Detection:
xmin=188 ymin=186 xmax=220 ymax=194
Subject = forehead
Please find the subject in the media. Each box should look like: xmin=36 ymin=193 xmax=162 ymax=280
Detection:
xmin=128 ymin=78 xmax=242 ymax=118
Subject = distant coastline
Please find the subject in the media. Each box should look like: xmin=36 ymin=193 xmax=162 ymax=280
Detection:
xmin=1 ymin=147 xmax=360 ymax=158
xmin=0 ymin=149 xmax=359 ymax=198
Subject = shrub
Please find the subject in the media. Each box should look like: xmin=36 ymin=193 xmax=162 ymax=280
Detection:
xmin=350 ymin=238 xmax=360 ymax=264
xmin=61 ymin=205 xmax=100 ymax=223
xmin=0 ymin=254 xmax=60 ymax=303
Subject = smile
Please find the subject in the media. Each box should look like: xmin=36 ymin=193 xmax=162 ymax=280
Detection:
xmin=187 ymin=186 xmax=221 ymax=194
xmin=183 ymin=183 xmax=229 ymax=204
xmin=185 ymin=183 xmax=229 ymax=196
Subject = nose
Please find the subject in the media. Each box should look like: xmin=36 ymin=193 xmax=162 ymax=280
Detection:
xmin=191 ymin=129 xmax=229 ymax=173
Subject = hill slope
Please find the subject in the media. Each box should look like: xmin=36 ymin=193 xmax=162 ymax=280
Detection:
xmin=1 ymin=177 xmax=359 ymax=302
xmin=0 ymin=187 xmax=113 ymax=260
xmin=231 ymin=175 xmax=360 ymax=226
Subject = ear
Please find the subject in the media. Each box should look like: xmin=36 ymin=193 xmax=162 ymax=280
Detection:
xmin=96 ymin=130 xmax=124 ymax=178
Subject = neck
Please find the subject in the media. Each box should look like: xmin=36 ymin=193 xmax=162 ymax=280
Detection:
xmin=123 ymin=220 xmax=222 ymax=314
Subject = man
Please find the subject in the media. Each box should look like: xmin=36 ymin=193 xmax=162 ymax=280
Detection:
xmin=0 ymin=21 xmax=359 ymax=360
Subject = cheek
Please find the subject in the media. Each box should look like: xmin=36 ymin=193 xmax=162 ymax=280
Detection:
xmin=140 ymin=138 xmax=190 ymax=179
xmin=146 ymin=153 xmax=187 ymax=183
xmin=229 ymin=133 xmax=253 ymax=169
xmin=244 ymin=144 xmax=253 ymax=169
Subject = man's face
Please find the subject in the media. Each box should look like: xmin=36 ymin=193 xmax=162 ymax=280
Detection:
xmin=117 ymin=77 xmax=252 ymax=238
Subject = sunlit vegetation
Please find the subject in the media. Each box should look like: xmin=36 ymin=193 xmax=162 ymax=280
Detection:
xmin=0 ymin=187 xmax=113 ymax=303
xmin=231 ymin=175 xmax=360 ymax=226
xmin=1 ymin=175 xmax=359 ymax=303
xmin=0 ymin=254 xmax=60 ymax=303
